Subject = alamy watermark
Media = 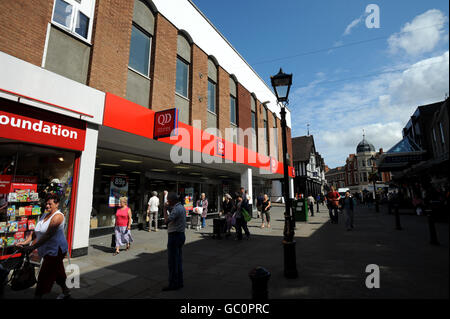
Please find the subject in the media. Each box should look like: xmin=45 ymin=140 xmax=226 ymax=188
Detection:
xmin=65 ymin=264 xmax=80 ymax=289
xmin=365 ymin=4 xmax=380 ymax=29
xmin=365 ymin=264 xmax=380 ymax=289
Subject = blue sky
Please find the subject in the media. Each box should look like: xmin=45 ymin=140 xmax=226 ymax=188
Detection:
xmin=192 ymin=0 xmax=449 ymax=168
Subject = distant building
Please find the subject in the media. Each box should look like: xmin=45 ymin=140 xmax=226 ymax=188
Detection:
xmin=378 ymin=98 xmax=449 ymax=199
xmin=292 ymin=135 xmax=327 ymax=197
xmin=325 ymin=166 xmax=346 ymax=190
xmin=344 ymin=135 xmax=391 ymax=193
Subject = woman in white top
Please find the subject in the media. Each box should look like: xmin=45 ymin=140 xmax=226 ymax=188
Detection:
xmin=17 ymin=194 xmax=70 ymax=299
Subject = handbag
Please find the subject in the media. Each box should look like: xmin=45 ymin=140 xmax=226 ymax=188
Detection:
xmin=110 ymin=233 xmax=116 ymax=248
xmin=10 ymin=253 xmax=37 ymax=291
xmin=242 ymin=208 xmax=251 ymax=222
xmin=231 ymin=213 xmax=236 ymax=226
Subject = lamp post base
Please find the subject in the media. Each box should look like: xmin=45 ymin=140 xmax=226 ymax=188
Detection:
xmin=283 ymin=240 xmax=298 ymax=278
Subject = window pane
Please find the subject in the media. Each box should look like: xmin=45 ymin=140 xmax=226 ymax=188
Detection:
xmin=53 ymin=0 xmax=73 ymax=28
xmin=251 ymin=112 xmax=256 ymax=130
xmin=230 ymin=97 xmax=236 ymax=124
xmin=208 ymin=80 xmax=216 ymax=113
xmin=129 ymin=25 xmax=151 ymax=76
xmin=75 ymin=10 xmax=89 ymax=39
xmin=176 ymin=58 xmax=189 ymax=97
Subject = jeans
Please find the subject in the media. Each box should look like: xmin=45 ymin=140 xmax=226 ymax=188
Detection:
xmin=201 ymin=217 xmax=206 ymax=228
xmin=236 ymin=217 xmax=250 ymax=240
xmin=167 ymin=232 xmax=185 ymax=288
xmin=328 ymin=206 xmax=339 ymax=223
xmin=345 ymin=208 xmax=354 ymax=229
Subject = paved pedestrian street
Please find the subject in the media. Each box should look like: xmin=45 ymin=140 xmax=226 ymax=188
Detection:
xmin=3 ymin=204 xmax=448 ymax=299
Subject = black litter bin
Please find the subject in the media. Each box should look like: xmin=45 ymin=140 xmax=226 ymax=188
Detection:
xmin=213 ymin=217 xmax=226 ymax=239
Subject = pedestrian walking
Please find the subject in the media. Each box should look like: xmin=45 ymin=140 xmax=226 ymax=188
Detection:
xmin=316 ymin=194 xmax=321 ymax=212
xmin=113 ymin=197 xmax=133 ymax=256
xmin=16 ymin=194 xmax=71 ymax=299
xmin=256 ymin=193 xmax=264 ymax=219
xmin=260 ymin=194 xmax=271 ymax=228
xmin=326 ymin=186 xmax=341 ymax=224
xmin=163 ymin=192 xmax=186 ymax=291
xmin=222 ymin=194 xmax=235 ymax=237
xmin=147 ymin=191 xmax=160 ymax=231
xmin=234 ymin=194 xmax=250 ymax=240
xmin=307 ymin=194 xmax=315 ymax=216
xmin=341 ymin=191 xmax=355 ymax=231
xmin=196 ymin=193 xmax=208 ymax=228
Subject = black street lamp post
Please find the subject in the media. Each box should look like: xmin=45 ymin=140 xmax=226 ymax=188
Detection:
xmin=271 ymin=68 xmax=298 ymax=278
xmin=370 ymin=155 xmax=380 ymax=212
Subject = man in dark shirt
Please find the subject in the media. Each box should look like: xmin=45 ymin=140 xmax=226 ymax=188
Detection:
xmin=162 ymin=192 xmax=186 ymax=291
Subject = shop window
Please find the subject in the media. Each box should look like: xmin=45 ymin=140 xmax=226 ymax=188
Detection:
xmin=0 ymin=143 xmax=76 ymax=258
xmin=51 ymin=0 xmax=95 ymax=42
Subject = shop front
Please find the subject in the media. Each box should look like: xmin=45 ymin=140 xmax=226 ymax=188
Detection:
xmin=0 ymin=98 xmax=86 ymax=259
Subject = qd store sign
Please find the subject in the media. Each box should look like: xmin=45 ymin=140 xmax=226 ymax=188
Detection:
xmin=0 ymin=110 xmax=86 ymax=151
xmin=153 ymin=108 xmax=178 ymax=139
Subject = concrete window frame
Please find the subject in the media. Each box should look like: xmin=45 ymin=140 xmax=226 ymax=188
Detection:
xmin=51 ymin=0 xmax=96 ymax=43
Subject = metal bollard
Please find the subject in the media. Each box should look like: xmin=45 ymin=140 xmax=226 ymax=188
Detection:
xmin=249 ymin=266 xmax=271 ymax=300
xmin=425 ymin=209 xmax=439 ymax=246
xmin=394 ymin=204 xmax=402 ymax=230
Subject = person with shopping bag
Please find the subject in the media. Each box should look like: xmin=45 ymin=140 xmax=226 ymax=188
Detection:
xmin=195 ymin=193 xmax=208 ymax=228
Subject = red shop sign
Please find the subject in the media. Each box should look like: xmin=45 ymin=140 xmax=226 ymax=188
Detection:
xmin=153 ymin=108 xmax=178 ymax=139
xmin=0 ymin=175 xmax=12 ymax=194
xmin=0 ymin=110 xmax=86 ymax=151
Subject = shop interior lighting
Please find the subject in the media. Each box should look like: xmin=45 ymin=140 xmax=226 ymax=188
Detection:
xmin=99 ymin=163 xmax=120 ymax=167
xmin=120 ymin=159 xmax=143 ymax=164
xmin=150 ymin=169 xmax=167 ymax=172
xmin=189 ymin=172 xmax=202 ymax=176
xmin=58 ymin=157 xmax=64 ymax=162
xmin=173 ymin=165 xmax=189 ymax=169
xmin=131 ymin=171 xmax=141 ymax=174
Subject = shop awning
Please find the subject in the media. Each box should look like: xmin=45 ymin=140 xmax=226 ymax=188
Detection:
xmin=377 ymin=136 xmax=426 ymax=172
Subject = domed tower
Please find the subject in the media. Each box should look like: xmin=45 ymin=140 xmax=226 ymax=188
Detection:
xmin=356 ymin=135 xmax=375 ymax=154
xmin=355 ymin=131 xmax=376 ymax=190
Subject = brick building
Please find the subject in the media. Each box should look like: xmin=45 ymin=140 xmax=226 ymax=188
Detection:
xmin=0 ymin=0 xmax=294 ymax=257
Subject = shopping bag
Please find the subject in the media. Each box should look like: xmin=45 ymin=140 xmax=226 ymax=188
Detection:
xmin=10 ymin=254 xmax=37 ymax=291
xmin=242 ymin=208 xmax=251 ymax=222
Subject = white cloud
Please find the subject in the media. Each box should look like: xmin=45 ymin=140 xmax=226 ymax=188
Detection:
xmin=388 ymin=9 xmax=448 ymax=56
xmin=290 ymin=50 xmax=449 ymax=168
xmin=343 ymin=16 xmax=363 ymax=36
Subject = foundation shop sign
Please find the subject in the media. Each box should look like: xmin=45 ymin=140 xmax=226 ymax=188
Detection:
xmin=153 ymin=108 xmax=178 ymax=139
xmin=0 ymin=110 xmax=86 ymax=151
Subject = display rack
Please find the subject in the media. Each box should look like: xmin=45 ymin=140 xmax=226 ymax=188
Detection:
xmin=0 ymin=191 xmax=42 ymax=260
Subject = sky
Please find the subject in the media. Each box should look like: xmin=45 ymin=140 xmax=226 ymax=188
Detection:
xmin=191 ymin=0 xmax=449 ymax=168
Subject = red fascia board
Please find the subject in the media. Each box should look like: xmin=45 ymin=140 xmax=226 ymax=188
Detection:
xmin=103 ymin=93 xmax=294 ymax=175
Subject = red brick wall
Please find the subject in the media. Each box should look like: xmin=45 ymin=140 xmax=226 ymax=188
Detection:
xmin=150 ymin=14 xmax=177 ymax=112
xmin=0 ymin=0 xmax=53 ymax=67
xmin=88 ymin=0 xmax=134 ymax=97
xmin=217 ymin=66 xmax=230 ymax=138
xmin=237 ymin=83 xmax=251 ymax=148
xmin=190 ymin=44 xmax=208 ymax=130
